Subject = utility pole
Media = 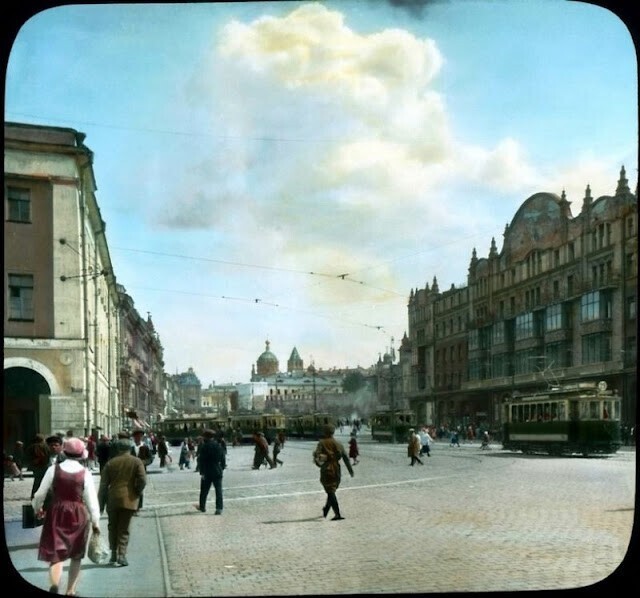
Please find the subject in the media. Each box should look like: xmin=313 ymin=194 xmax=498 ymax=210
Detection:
xmin=390 ymin=363 xmax=396 ymax=444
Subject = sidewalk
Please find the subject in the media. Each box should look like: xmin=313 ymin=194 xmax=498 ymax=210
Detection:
xmin=3 ymin=469 xmax=168 ymax=597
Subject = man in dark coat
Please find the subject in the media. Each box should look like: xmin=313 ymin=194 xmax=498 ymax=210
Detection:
xmin=96 ymin=434 xmax=112 ymax=472
xmin=130 ymin=429 xmax=152 ymax=511
xmin=98 ymin=438 xmax=147 ymax=567
xmin=195 ymin=429 xmax=226 ymax=514
xmin=25 ymin=434 xmax=50 ymax=498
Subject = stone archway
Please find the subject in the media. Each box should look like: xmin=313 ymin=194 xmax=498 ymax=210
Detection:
xmin=3 ymin=365 xmax=52 ymax=449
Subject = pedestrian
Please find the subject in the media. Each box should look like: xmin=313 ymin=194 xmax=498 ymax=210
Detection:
xmin=179 ymin=438 xmax=191 ymax=470
xmin=86 ymin=435 xmax=97 ymax=470
xmin=480 ymin=430 xmax=491 ymax=449
xmin=13 ymin=440 xmax=25 ymax=474
xmin=272 ymin=432 xmax=284 ymax=467
xmin=194 ymin=429 xmax=226 ymax=514
xmin=420 ymin=426 xmax=433 ymax=457
xmin=408 ymin=429 xmax=423 ymax=466
xmin=313 ymin=424 xmax=354 ymax=521
xmin=96 ymin=434 xmax=111 ymax=473
xmin=252 ymin=432 xmax=276 ymax=469
xmin=156 ymin=434 xmax=169 ymax=468
xmin=98 ymin=437 xmax=146 ymax=567
xmin=46 ymin=435 xmax=66 ymax=466
xmin=130 ymin=429 xmax=152 ymax=512
xmin=25 ymin=433 xmax=50 ymax=498
xmin=4 ymin=451 xmax=23 ymax=480
xmin=32 ymin=437 xmax=101 ymax=596
xmin=450 ymin=430 xmax=460 ymax=447
xmin=348 ymin=432 xmax=359 ymax=465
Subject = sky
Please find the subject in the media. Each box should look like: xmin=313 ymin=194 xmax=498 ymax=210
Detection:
xmin=4 ymin=0 xmax=638 ymax=385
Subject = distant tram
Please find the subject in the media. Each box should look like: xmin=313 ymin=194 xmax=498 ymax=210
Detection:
xmin=502 ymin=380 xmax=622 ymax=456
xmin=371 ymin=410 xmax=416 ymax=443
xmin=288 ymin=413 xmax=336 ymax=440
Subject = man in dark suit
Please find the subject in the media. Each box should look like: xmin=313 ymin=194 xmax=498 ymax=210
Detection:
xmin=130 ymin=429 xmax=152 ymax=511
xmin=98 ymin=438 xmax=146 ymax=567
xmin=195 ymin=429 xmax=226 ymax=515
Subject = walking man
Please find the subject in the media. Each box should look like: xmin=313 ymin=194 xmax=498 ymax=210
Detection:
xmin=130 ymin=429 xmax=152 ymax=511
xmin=252 ymin=431 xmax=276 ymax=469
xmin=194 ymin=429 xmax=226 ymax=514
xmin=98 ymin=438 xmax=147 ymax=567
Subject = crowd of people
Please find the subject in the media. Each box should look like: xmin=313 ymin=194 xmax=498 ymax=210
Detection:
xmin=7 ymin=418 xmax=511 ymax=595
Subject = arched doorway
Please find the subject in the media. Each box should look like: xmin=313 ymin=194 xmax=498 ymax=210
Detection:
xmin=3 ymin=367 xmax=51 ymax=449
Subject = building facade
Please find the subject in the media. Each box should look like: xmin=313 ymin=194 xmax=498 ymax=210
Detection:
xmin=4 ymin=122 xmax=121 ymax=444
xmin=407 ymin=168 xmax=637 ymax=433
xmin=118 ymin=285 xmax=165 ymax=431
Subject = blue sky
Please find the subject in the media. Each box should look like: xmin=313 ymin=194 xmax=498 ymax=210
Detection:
xmin=5 ymin=1 xmax=637 ymax=384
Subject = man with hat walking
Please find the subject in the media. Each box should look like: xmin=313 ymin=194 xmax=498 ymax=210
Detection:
xmin=194 ymin=429 xmax=226 ymax=514
xmin=130 ymin=429 xmax=152 ymax=511
xmin=98 ymin=438 xmax=146 ymax=567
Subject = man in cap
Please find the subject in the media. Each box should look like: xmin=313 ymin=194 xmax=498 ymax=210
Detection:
xmin=130 ymin=428 xmax=152 ymax=511
xmin=98 ymin=438 xmax=146 ymax=567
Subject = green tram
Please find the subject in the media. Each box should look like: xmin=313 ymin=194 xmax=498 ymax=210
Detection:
xmin=370 ymin=410 xmax=416 ymax=443
xmin=502 ymin=381 xmax=622 ymax=456
xmin=155 ymin=415 xmax=226 ymax=446
xmin=156 ymin=412 xmax=288 ymax=446
xmin=288 ymin=413 xmax=335 ymax=440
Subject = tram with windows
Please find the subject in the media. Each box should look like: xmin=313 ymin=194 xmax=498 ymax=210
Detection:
xmin=155 ymin=415 xmax=226 ymax=446
xmin=501 ymin=381 xmax=621 ymax=456
xmin=288 ymin=413 xmax=336 ymax=439
xmin=371 ymin=410 xmax=416 ymax=443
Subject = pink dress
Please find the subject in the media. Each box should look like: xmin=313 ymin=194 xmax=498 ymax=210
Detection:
xmin=38 ymin=464 xmax=90 ymax=563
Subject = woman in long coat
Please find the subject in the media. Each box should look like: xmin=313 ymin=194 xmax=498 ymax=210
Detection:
xmin=33 ymin=437 xmax=100 ymax=596
xmin=313 ymin=425 xmax=354 ymax=520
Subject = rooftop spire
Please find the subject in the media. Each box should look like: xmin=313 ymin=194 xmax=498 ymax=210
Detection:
xmin=616 ymin=165 xmax=630 ymax=195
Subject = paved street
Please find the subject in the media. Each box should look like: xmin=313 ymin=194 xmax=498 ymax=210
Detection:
xmin=4 ymin=430 xmax=636 ymax=596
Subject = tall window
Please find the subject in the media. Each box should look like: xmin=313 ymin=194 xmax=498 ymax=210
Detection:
xmin=8 ymin=274 xmax=34 ymax=320
xmin=492 ymin=322 xmax=505 ymax=345
xmin=515 ymin=312 xmax=534 ymax=340
xmin=545 ymin=341 xmax=570 ymax=367
xmin=582 ymin=333 xmax=611 ymax=364
xmin=545 ymin=303 xmax=563 ymax=331
xmin=6 ymin=187 xmax=31 ymax=222
xmin=581 ymin=291 xmax=611 ymax=321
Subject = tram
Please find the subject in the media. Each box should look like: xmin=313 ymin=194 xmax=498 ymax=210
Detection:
xmin=370 ymin=410 xmax=416 ymax=443
xmin=501 ymin=380 xmax=622 ymax=456
xmin=155 ymin=415 xmax=226 ymax=446
xmin=156 ymin=412 xmax=290 ymax=446
xmin=288 ymin=413 xmax=336 ymax=439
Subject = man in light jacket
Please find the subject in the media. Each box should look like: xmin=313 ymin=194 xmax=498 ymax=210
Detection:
xmin=98 ymin=438 xmax=146 ymax=567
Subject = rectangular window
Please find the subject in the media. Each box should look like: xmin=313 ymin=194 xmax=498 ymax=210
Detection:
xmin=545 ymin=341 xmax=570 ymax=367
xmin=492 ymin=322 xmax=505 ymax=345
xmin=545 ymin=304 xmax=563 ymax=331
xmin=515 ymin=312 xmax=534 ymax=340
xmin=581 ymin=333 xmax=612 ymax=364
xmin=568 ymin=242 xmax=575 ymax=261
xmin=468 ymin=329 xmax=479 ymax=350
xmin=6 ymin=187 xmax=32 ymax=222
xmin=8 ymin=274 xmax=34 ymax=320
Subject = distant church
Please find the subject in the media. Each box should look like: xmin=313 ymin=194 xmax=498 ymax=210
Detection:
xmin=251 ymin=340 xmax=306 ymax=381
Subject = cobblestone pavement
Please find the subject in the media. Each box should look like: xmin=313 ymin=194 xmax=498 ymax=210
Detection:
xmin=4 ymin=432 xmax=636 ymax=596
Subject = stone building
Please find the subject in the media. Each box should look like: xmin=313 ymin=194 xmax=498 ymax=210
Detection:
xmin=118 ymin=285 xmax=165 ymax=431
xmin=4 ymin=122 xmax=121 ymax=444
xmin=406 ymin=168 xmax=637 ymax=431
xmin=172 ymin=367 xmax=202 ymax=412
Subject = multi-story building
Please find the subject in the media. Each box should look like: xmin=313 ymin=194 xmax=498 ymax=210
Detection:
xmin=4 ymin=122 xmax=121 ymax=444
xmin=118 ymin=285 xmax=165 ymax=431
xmin=172 ymin=367 xmax=202 ymax=412
xmin=407 ymin=168 xmax=637 ymax=432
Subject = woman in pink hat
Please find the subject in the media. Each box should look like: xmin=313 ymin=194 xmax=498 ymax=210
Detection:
xmin=32 ymin=437 xmax=100 ymax=596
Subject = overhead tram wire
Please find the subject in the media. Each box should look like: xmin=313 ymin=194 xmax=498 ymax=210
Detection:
xmin=126 ymin=284 xmax=391 ymax=334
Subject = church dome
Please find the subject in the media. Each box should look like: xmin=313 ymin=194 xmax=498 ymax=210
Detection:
xmin=256 ymin=340 xmax=279 ymax=376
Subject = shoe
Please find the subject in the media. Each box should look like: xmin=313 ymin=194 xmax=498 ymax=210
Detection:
xmin=49 ymin=585 xmax=58 ymax=594
xmin=322 ymin=505 xmax=330 ymax=518
xmin=194 ymin=504 xmax=205 ymax=512
xmin=117 ymin=557 xmax=128 ymax=567
xmin=214 ymin=510 xmax=222 ymax=515
xmin=331 ymin=515 xmax=345 ymax=521
xmin=109 ymin=551 xmax=117 ymax=564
